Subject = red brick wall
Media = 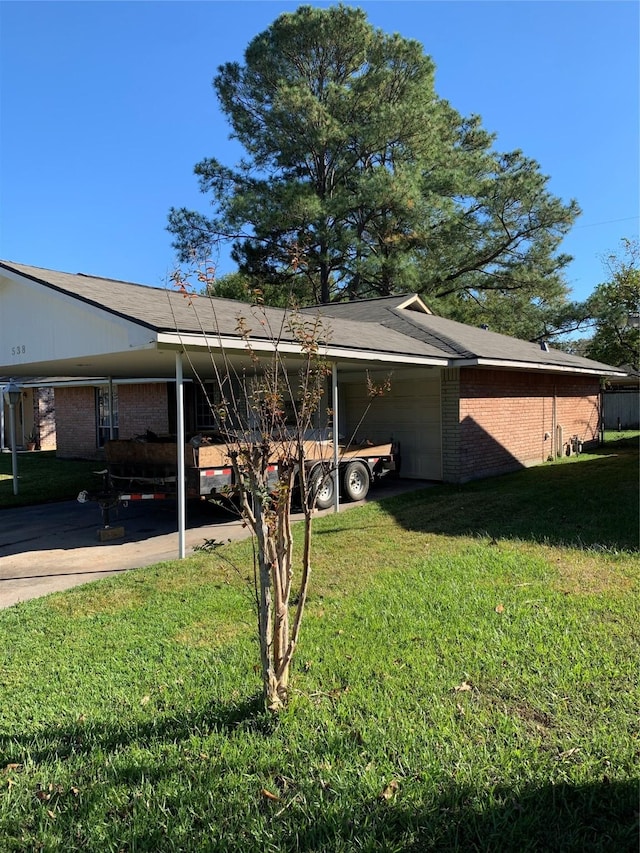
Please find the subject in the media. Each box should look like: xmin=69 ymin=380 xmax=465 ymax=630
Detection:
xmin=55 ymin=387 xmax=99 ymax=458
xmin=55 ymin=383 xmax=170 ymax=459
xmin=456 ymin=368 xmax=600 ymax=482
xmin=118 ymin=383 xmax=169 ymax=438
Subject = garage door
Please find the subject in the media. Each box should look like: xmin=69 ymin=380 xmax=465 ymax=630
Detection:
xmin=342 ymin=370 xmax=442 ymax=480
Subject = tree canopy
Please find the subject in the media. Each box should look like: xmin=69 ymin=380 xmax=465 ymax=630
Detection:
xmin=168 ymin=4 xmax=580 ymax=335
xmin=584 ymin=239 xmax=640 ymax=370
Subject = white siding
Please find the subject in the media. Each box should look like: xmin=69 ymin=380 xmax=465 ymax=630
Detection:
xmin=0 ymin=272 xmax=152 ymax=368
xmin=341 ymin=368 xmax=442 ymax=480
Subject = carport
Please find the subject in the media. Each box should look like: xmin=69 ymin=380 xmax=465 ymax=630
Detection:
xmin=1 ymin=261 xmax=448 ymax=558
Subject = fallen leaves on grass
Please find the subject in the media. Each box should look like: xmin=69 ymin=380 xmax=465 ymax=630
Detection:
xmin=261 ymin=788 xmax=280 ymax=802
xmin=380 ymin=780 xmax=400 ymax=800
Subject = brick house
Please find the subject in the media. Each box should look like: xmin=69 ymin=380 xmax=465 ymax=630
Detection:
xmin=304 ymin=296 xmax=607 ymax=482
xmin=0 ymin=378 xmax=56 ymax=452
xmin=0 ymin=261 xmax=624 ymax=484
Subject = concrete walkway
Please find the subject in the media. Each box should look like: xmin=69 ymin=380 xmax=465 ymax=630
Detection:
xmin=0 ymin=479 xmax=425 ymax=608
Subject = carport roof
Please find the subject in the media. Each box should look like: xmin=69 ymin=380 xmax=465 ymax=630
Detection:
xmin=0 ymin=261 xmax=626 ymax=379
xmin=1 ymin=261 xmax=446 ymax=357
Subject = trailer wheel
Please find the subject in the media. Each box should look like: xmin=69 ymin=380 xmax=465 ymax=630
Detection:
xmin=310 ymin=467 xmax=335 ymax=510
xmin=342 ymin=461 xmax=369 ymax=502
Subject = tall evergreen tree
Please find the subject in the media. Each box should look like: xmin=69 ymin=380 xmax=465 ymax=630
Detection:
xmin=169 ymin=4 xmax=579 ymax=326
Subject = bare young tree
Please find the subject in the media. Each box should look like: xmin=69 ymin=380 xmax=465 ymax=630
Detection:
xmin=169 ymin=261 xmax=394 ymax=710
xmin=171 ymin=264 xmax=337 ymax=710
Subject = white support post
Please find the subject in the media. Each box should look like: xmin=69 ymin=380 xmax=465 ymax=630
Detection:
xmin=8 ymin=402 xmax=18 ymax=495
xmin=332 ymin=362 xmax=340 ymax=513
xmin=175 ymin=351 xmax=186 ymax=558
xmin=3 ymin=382 xmax=21 ymax=494
xmin=108 ymin=376 xmax=115 ymax=439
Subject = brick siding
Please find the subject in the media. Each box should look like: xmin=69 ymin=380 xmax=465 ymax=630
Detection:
xmin=54 ymin=373 xmax=601 ymax=483
xmin=453 ymin=368 xmax=600 ymax=482
xmin=55 ymin=386 xmax=100 ymax=458
xmin=118 ymin=383 xmax=169 ymax=438
xmin=55 ymin=382 xmax=170 ymax=459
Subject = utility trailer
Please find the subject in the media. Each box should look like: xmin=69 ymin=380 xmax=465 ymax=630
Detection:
xmin=79 ymin=434 xmax=399 ymax=516
xmin=297 ymin=438 xmax=400 ymax=508
xmin=102 ymin=437 xmax=269 ymax=502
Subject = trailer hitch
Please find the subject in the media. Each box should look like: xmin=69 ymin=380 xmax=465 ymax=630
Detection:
xmin=78 ymin=470 xmax=124 ymax=540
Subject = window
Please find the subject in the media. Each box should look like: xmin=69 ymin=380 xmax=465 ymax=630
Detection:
xmin=194 ymin=381 xmax=222 ymax=430
xmin=96 ymin=385 xmax=119 ymax=446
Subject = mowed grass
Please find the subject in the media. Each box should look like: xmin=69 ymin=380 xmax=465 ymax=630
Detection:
xmin=0 ymin=451 xmax=100 ymax=509
xmin=0 ymin=439 xmax=638 ymax=851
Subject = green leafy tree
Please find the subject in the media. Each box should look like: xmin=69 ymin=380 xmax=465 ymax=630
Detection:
xmin=585 ymin=239 xmax=640 ymax=369
xmin=169 ymin=4 xmax=579 ymax=326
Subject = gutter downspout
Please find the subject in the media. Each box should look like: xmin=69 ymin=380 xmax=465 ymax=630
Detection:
xmin=175 ymin=352 xmax=186 ymax=558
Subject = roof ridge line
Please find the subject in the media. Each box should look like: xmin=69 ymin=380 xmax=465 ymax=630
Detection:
xmin=0 ymin=260 xmax=170 ymax=291
xmin=302 ymin=292 xmax=419 ymax=310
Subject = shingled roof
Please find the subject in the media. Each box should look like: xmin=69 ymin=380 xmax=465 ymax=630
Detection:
xmin=307 ymin=294 xmax=619 ymax=374
xmin=1 ymin=261 xmax=624 ymax=376
xmin=1 ymin=261 xmax=446 ymax=362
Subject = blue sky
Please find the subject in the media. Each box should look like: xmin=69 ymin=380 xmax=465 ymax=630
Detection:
xmin=1 ymin=1 xmax=638 ymax=304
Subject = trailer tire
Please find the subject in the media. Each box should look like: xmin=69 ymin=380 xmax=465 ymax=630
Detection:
xmin=310 ymin=467 xmax=335 ymax=510
xmin=342 ymin=460 xmax=369 ymax=502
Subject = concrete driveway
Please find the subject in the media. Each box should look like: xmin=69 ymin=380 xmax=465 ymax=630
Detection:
xmin=0 ymin=479 xmax=425 ymax=608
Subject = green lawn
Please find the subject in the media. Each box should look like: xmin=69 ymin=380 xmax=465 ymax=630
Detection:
xmin=0 ymin=451 xmax=100 ymax=509
xmin=0 ymin=439 xmax=638 ymax=851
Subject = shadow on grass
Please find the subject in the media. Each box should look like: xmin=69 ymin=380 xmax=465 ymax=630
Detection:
xmin=376 ymin=443 xmax=639 ymax=552
xmin=332 ymin=779 xmax=638 ymax=853
xmin=3 ymin=696 xmax=637 ymax=853
xmin=0 ymin=692 xmax=275 ymax=767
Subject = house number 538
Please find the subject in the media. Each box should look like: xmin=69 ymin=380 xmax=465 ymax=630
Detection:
xmin=12 ymin=345 xmax=26 ymax=355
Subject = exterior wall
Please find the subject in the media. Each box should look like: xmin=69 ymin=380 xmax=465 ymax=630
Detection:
xmin=118 ymin=383 xmax=169 ymax=438
xmin=35 ymin=387 xmax=56 ymax=450
xmin=454 ymin=368 xmax=600 ymax=483
xmin=55 ymin=382 xmax=170 ymax=459
xmin=341 ymin=368 xmax=442 ymax=480
xmin=1 ymin=392 xmax=27 ymax=450
xmin=440 ymin=368 xmax=461 ymax=483
xmin=51 ymin=370 xmax=603 ymax=480
xmin=55 ymin=386 xmax=100 ymax=458
xmin=1 ymin=387 xmax=55 ymax=451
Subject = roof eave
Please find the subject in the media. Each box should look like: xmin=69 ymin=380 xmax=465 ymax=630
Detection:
xmin=454 ymin=357 xmax=627 ymax=377
xmin=156 ymin=332 xmax=448 ymax=366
